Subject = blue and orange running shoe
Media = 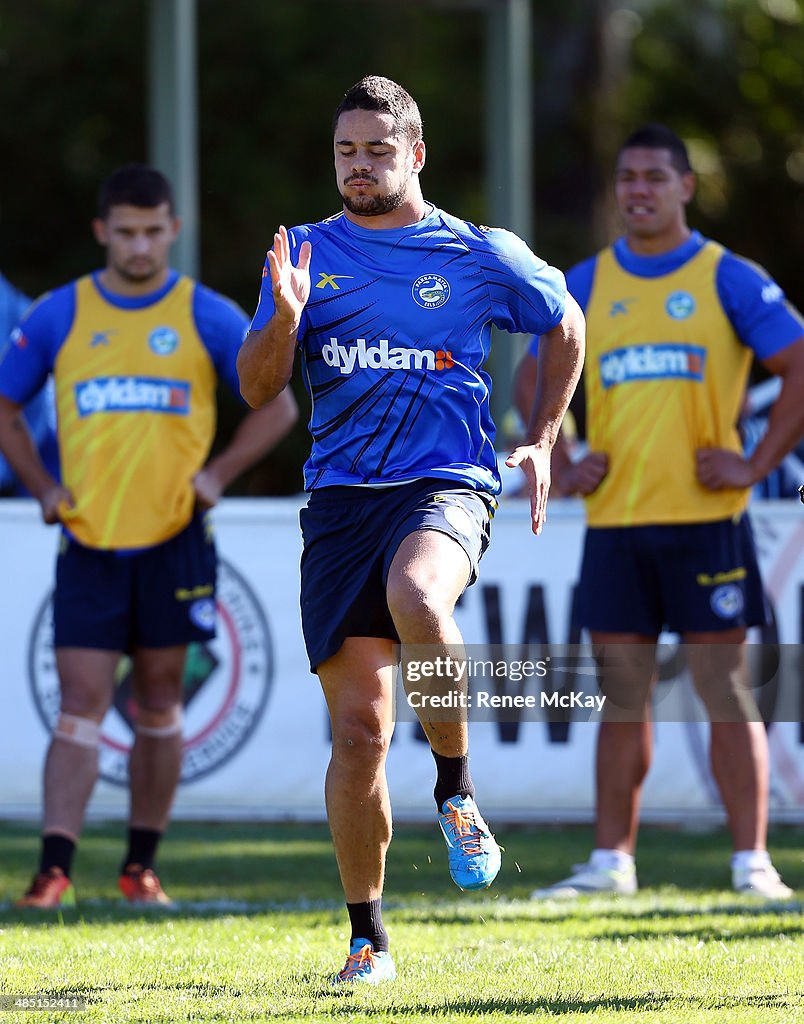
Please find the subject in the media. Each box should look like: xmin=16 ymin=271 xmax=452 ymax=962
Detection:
xmin=334 ymin=939 xmax=397 ymax=985
xmin=438 ymin=794 xmax=501 ymax=891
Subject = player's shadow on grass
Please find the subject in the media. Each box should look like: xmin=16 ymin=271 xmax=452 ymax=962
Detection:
xmin=599 ymin=921 xmax=803 ymax=942
xmin=2 ymin=893 xmax=801 ymax=930
xmin=0 ymin=902 xmax=349 ymax=928
xmin=323 ymin=992 xmax=796 ymax=1014
xmin=388 ymin=900 xmax=803 ymax=932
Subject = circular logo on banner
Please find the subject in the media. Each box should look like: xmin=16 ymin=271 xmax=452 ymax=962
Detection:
xmin=412 ymin=274 xmax=451 ymax=309
xmin=148 ymin=326 xmax=179 ymax=355
xmin=665 ymin=291 xmax=696 ymax=320
xmin=27 ymin=559 xmax=273 ymax=785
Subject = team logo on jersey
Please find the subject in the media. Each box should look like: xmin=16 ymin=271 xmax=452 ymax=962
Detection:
xmin=90 ymin=330 xmax=117 ymax=348
xmin=609 ymin=298 xmax=635 ymax=317
xmin=28 ymin=559 xmax=274 ymax=785
xmin=665 ymin=291 xmax=696 ymax=319
xmin=599 ymin=344 xmax=706 ymax=388
xmin=74 ymin=376 xmax=190 ymax=415
xmin=709 ymin=583 xmax=744 ymax=620
xmin=149 ymin=326 xmax=180 ymax=355
xmin=322 ymin=337 xmax=454 ymax=374
xmin=316 ymin=272 xmax=354 ymax=291
xmin=412 ymin=274 xmax=451 ymax=309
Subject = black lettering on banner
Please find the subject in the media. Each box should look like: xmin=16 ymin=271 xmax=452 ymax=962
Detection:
xmin=481 ymin=583 xmax=562 ymax=745
xmin=800 ymin=584 xmax=804 ymax=745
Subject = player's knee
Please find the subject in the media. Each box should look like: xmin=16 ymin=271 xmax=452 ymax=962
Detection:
xmin=331 ymin=712 xmax=391 ymax=765
xmin=53 ymin=712 xmax=101 ymax=748
xmin=688 ymin=645 xmax=756 ymax=722
xmin=135 ymin=703 xmax=184 ymax=737
xmin=690 ymin=677 xmax=757 ymax=722
xmin=594 ymin=646 xmax=654 ymax=713
xmin=59 ymin=683 xmax=113 ymax=721
xmin=387 ymin=576 xmax=451 ymax=634
xmin=598 ymin=679 xmax=651 ymax=716
xmin=135 ymin=676 xmax=183 ymax=714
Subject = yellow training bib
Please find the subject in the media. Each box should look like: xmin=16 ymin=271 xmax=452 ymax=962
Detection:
xmin=54 ymin=275 xmax=217 ymax=549
xmin=583 ymin=242 xmax=751 ymax=527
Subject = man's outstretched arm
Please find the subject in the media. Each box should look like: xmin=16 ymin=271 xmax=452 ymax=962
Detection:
xmin=237 ymin=227 xmax=311 ymax=408
xmin=506 ymin=294 xmax=585 ymax=534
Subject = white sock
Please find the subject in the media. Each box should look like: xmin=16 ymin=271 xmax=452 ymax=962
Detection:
xmin=590 ymin=848 xmax=634 ymax=872
xmin=731 ymin=849 xmax=771 ymax=872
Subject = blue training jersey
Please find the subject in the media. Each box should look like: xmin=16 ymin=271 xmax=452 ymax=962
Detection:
xmin=251 ymin=204 xmax=566 ymax=493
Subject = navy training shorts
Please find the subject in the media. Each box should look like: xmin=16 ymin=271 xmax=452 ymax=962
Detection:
xmin=53 ymin=512 xmax=218 ymax=651
xmin=299 ymin=478 xmax=496 ymax=671
xmin=576 ymin=515 xmax=767 ymax=635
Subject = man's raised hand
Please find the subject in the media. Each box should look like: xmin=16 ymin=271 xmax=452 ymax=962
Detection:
xmin=267 ymin=225 xmax=312 ymax=328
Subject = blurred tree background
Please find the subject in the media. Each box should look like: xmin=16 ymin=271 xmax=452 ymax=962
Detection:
xmin=0 ymin=0 xmax=801 ymax=493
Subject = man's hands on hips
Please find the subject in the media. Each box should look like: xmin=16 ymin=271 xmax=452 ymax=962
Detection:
xmin=192 ymin=467 xmax=225 ymax=510
xmin=696 ymin=447 xmax=756 ymax=490
xmin=39 ymin=483 xmax=74 ymax=525
xmin=559 ymin=451 xmax=609 ymax=497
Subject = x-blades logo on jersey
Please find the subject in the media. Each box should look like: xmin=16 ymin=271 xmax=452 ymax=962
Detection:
xmin=316 ymin=273 xmax=354 ymax=291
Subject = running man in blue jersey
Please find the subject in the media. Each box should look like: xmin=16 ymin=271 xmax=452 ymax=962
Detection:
xmin=0 ymin=166 xmax=298 ymax=908
xmin=238 ymin=76 xmax=584 ymax=983
xmin=515 ymin=125 xmax=804 ymax=901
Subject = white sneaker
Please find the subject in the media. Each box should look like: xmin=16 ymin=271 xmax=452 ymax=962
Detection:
xmin=733 ymin=864 xmax=794 ymax=900
xmin=531 ymin=860 xmax=637 ymax=899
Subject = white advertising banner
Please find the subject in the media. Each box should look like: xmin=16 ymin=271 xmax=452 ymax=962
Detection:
xmin=1 ymin=497 xmax=802 ymax=823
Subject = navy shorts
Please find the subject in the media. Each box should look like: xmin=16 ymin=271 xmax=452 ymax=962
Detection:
xmin=53 ymin=513 xmax=218 ymax=651
xmin=299 ymin=478 xmax=496 ymax=671
xmin=576 ymin=515 xmax=767 ymax=635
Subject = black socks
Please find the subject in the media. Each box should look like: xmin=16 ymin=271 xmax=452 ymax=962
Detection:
xmin=121 ymin=827 xmax=162 ymax=874
xmin=432 ymin=750 xmax=475 ymax=811
xmin=40 ymin=834 xmax=76 ymax=877
xmin=39 ymin=828 xmax=163 ymax=881
xmin=347 ymin=898 xmax=389 ymax=952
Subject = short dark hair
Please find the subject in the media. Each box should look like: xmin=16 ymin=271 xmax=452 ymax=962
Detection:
xmin=333 ymin=76 xmax=423 ymax=146
xmin=97 ymin=164 xmax=175 ymax=219
xmin=619 ymin=124 xmax=692 ymax=175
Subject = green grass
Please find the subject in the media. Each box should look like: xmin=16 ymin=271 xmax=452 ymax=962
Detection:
xmin=0 ymin=822 xmax=801 ymax=1023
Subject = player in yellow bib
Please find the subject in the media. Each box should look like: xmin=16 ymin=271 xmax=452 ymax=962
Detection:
xmin=515 ymin=125 xmax=804 ymax=900
xmin=0 ymin=166 xmax=297 ymax=907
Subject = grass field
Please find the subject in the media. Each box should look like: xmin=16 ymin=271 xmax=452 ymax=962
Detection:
xmin=0 ymin=822 xmax=801 ymax=1023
